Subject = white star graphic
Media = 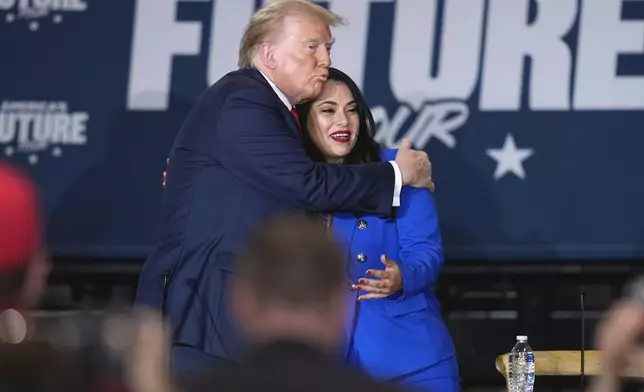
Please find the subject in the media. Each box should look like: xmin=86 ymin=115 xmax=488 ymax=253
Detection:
xmin=486 ymin=133 xmax=534 ymax=180
xmin=29 ymin=21 xmax=38 ymax=31
xmin=27 ymin=154 xmax=38 ymax=165
xmin=52 ymin=147 xmax=62 ymax=158
xmin=52 ymin=14 xmax=63 ymax=24
xmin=4 ymin=146 xmax=14 ymax=157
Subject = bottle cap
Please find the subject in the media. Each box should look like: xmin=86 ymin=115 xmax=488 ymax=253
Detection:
xmin=517 ymin=335 xmax=528 ymax=341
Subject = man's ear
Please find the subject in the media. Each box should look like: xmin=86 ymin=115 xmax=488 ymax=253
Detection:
xmin=258 ymin=42 xmax=277 ymax=70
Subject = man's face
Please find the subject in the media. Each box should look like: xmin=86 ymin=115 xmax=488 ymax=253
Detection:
xmin=271 ymin=15 xmax=332 ymax=104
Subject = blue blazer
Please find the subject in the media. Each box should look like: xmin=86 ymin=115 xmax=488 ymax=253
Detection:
xmin=333 ymin=149 xmax=457 ymax=381
xmin=134 ymin=68 xmax=396 ymax=364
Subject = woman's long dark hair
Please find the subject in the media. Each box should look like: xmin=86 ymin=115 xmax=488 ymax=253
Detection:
xmin=296 ymin=67 xmax=381 ymax=165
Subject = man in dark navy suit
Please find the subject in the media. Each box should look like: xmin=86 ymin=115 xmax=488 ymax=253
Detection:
xmin=134 ymin=0 xmax=434 ymax=381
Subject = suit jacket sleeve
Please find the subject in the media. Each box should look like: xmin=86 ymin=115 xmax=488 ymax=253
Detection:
xmin=214 ymin=87 xmax=395 ymax=215
xmin=394 ymin=184 xmax=445 ymax=300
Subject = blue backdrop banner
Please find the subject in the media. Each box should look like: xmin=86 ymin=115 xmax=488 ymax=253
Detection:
xmin=1 ymin=0 xmax=644 ymax=261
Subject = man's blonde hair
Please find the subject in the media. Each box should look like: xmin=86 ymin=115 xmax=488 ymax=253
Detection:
xmin=238 ymin=0 xmax=346 ymax=68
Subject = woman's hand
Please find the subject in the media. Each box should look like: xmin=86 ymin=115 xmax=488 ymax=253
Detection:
xmin=355 ymin=254 xmax=403 ymax=301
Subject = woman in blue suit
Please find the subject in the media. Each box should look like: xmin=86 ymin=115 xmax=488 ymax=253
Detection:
xmin=296 ymin=68 xmax=459 ymax=392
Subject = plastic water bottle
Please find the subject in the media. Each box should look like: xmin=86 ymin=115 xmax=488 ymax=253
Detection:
xmin=508 ymin=335 xmax=535 ymax=392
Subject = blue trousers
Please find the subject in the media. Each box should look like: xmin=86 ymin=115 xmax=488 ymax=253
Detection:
xmin=392 ymin=362 xmax=461 ymax=392
xmin=348 ymin=349 xmax=460 ymax=392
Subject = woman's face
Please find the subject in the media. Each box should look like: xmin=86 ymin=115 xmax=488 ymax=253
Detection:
xmin=306 ymin=80 xmax=360 ymax=162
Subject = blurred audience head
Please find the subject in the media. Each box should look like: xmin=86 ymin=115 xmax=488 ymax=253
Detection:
xmin=232 ymin=213 xmax=347 ymax=352
xmin=589 ymin=277 xmax=644 ymax=392
xmin=0 ymin=162 xmax=50 ymax=311
xmin=596 ymin=277 xmax=644 ymax=365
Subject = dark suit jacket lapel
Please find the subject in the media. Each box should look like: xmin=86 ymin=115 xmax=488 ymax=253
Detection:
xmin=240 ymin=67 xmax=300 ymax=138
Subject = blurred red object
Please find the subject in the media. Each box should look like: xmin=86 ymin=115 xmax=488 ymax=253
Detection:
xmin=0 ymin=162 xmax=42 ymax=271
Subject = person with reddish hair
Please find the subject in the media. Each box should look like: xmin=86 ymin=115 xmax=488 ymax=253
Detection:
xmin=0 ymin=161 xmax=50 ymax=315
xmin=0 ymin=162 xmax=175 ymax=392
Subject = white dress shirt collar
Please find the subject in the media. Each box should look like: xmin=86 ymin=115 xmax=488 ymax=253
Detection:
xmin=257 ymin=69 xmax=293 ymax=109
